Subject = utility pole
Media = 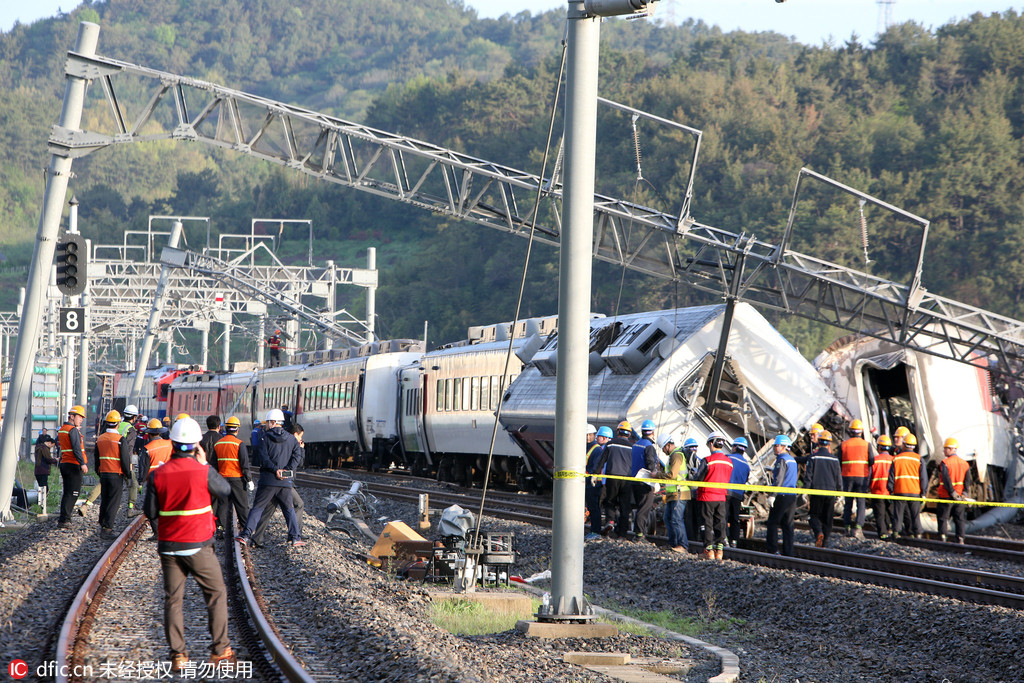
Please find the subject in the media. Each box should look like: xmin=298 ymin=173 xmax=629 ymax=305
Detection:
xmin=0 ymin=22 xmax=100 ymax=520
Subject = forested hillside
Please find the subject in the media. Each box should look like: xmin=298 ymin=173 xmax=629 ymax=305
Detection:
xmin=1 ymin=0 xmax=1022 ymax=352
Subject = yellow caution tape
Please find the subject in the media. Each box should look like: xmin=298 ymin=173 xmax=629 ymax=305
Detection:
xmin=554 ymin=470 xmax=1024 ymax=509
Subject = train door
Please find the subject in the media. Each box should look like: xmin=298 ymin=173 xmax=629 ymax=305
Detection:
xmin=397 ymin=364 xmax=432 ymax=475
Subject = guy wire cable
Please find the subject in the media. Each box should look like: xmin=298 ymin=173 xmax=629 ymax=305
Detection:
xmin=468 ymin=25 xmax=570 ymax=556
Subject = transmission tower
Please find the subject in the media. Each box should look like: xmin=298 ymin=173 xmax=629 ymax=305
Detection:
xmin=877 ymin=0 xmax=895 ymax=35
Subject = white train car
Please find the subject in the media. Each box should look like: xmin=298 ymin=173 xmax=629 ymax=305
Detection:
xmin=397 ymin=317 xmax=560 ymax=486
xmin=814 ymin=334 xmax=1013 ymax=502
xmin=499 ymin=304 xmax=834 ymax=487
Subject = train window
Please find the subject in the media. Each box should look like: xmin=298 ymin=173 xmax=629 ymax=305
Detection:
xmin=436 ymin=379 xmax=443 ymax=412
xmin=470 ymin=377 xmax=480 ymax=411
xmin=480 ymin=376 xmax=490 ymax=411
xmin=444 ymin=378 xmax=453 ymax=411
xmin=491 ymin=376 xmax=500 ymax=409
xmin=453 ymin=378 xmax=462 ymax=411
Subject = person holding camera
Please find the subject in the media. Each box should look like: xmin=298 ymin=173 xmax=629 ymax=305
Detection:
xmin=236 ymin=409 xmax=304 ymax=547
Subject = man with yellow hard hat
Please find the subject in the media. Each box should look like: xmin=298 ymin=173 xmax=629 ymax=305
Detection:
xmin=935 ymin=437 xmax=972 ymax=544
xmin=57 ymin=405 xmax=87 ymax=529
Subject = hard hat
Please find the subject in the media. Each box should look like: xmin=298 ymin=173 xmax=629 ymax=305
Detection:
xmin=850 ymin=419 xmax=864 ymax=432
xmin=944 ymin=437 xmax=959 ymax=449
xmin=904 ymin=433 xmax=918 ymax=447
xmin=733 ymin=437 xmax=749 ymax=449
xmin=169 ymin=417 xmax=202 ymax=449
xmin=774 ymin=434 xmax=792 ymax=447
xmin=226 ymin=416 xmax=241 ymax=428
xmin=123 ymin=404 xmax=139 ymax=417
xmin=275 ymin=329 xmax=281 ymax=334
xmin=596 ymin=426 xmax=613 ymax=439
xmin=586 ymin=424 xmax=597 ymax=435
xmin=819 ymin=430 xmax=833 ymax=443
xmin=894 ymin=426 xmax=911 ymax=438
xmin=69 ymin=405 xmax=86 ymax=418
xmin=253 ymin=419 xmax=261 ymax=426
xmin=266 ymin=408 xmax=285 ymax=423
xmin=683 ymin=437 xmax=699 ymax=449
xmin=147 ymin=418 xmax=163 ymax=432
xmin=617 ymin=420 xmax=632 ymax=432
xmin=175 ymin=413 xmax=190 ymax=421
xmin=706 ymin=431 xmax=725 ymax=444
xmin=810 ymin=423 xmax=824 ymax=434
xmin=163 ymin=416 xmax=171 ymax=425
xmin=877 ymin=435 xmax=893 ymax=447
xmin=640 ymin=419 xmax=656 ymax=433
xmin=657 ymin=434 xmax=675 ymax=449
xmin=104 ymin=410 xmax=121 ymax=424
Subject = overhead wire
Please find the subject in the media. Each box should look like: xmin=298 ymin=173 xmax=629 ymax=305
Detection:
xmin=467 ymin=25 xmax=570 ymax=561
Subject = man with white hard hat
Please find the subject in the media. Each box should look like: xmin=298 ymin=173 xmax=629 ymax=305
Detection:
xmin=236 ymin=409 xmax=304 ymax=547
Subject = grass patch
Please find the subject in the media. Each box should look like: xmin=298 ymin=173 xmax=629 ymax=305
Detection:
xmin=430 ymin=597 xmax=540 ymax=636
xmin=15 ymin=459 xmax=63 ymax=514
xmin=602 ymin=601 xmax=745 ymax=636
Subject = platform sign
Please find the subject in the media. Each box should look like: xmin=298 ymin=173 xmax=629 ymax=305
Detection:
xmin=58 ymin=307 xmax=85 ymax=335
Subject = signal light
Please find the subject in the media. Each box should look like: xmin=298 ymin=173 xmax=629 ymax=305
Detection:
xmin=56 ymin=234 xmax=87 ymax=296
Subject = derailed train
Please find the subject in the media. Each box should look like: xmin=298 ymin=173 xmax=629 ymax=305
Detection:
xmin=133 ymin=305 xmax=1015 ymax=499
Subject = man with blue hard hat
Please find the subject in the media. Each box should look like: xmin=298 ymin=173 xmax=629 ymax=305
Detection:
xmin=765 ymin=434 xmax=798 ymax=556
xmin=726 ymin=437 xmax=751 ymax=547
xmin=630 ymin=419 xmax=662 ymax=540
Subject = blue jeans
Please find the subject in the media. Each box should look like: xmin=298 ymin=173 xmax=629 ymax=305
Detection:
xmin=664 ymin=499 xmax=687 ymax=548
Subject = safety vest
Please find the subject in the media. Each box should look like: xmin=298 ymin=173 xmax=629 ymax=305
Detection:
xmin=664 ymin=448 xmax=690 ymax=501
xmin=213 ymin=434 xmax=244 ymax=478
xmin=892 ymin=451 xmax=922 ymax=495
xmin=269 ymin=335 xmax=281 ymax=350
xmin=697 ymin=451 xmax=733 ymax=502
xmin=840 ymin=437 xmax=871 ymax=478
xmin=936 ymin=454 xmax=969 ymax=499
xmin=152 ymin=457 xmax=215 ymax=544
xmin=145 ymin=439 xmax=173 ymax=474
xmin=96 ymin=430 xmax=124 ymax=475
xmin=870 ymin=453 xmax=893 ymax=495
xmin=58 ymin=423 xmax=85 ymax=466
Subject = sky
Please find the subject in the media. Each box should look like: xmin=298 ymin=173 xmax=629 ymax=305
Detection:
xmin=0 ymin=1 xmax=1020 ymax=45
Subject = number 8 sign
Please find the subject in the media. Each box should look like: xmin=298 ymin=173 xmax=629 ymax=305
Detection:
xmin=58 ymin=307 xmax=85 ymax=334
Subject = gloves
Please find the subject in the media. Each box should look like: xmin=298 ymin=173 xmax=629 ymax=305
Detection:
xmin=767 ymin=495 xmax=776 ymax=508
xmin=246 ymin=480 xmax=255 ymax=492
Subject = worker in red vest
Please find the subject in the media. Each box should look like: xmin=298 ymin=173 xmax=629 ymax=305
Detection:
xmin=935 ymin=437 xmax=972 ymax=544
xmin=840 ymin=419 xmax=873 ymax=539
xmin=870 ymin=435 xmax=895 ymax=539
xmin=693 ymin=432 xmax=733 ymax=560
xmin=887 ymin=433 xmax=927 ymax=538
xmin=144 ymin=417 xmax=234 ymax=672
xmin=267 ymin=329 xmax=282 ymax=367
xmin=212 ymin=416 xmax=252 ymax=533
xmin=94 ymin=410 xmax=132 ymax=538
xmin=57 ymin=405 xmax=88 ymax=529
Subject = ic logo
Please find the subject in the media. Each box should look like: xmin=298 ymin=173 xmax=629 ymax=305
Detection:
xmin=8 ymin=659 xmax=28 ymax=679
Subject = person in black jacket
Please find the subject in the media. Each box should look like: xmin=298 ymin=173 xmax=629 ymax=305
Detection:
xmin=805 ymin=430 xmax=842 ymax=548
xmin=593 ymin=421 xmax=636 ymax=538
xmin=200 ymin=415 xmax=222 ymax=464
xmin=236 ymin=409 xmax=304 ymax=547
xmin=250 ymin=423 xmax=306 ymax=546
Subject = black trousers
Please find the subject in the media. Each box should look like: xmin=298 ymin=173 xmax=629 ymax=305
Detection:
xmin=632 ymin=483 xmax=658 ymax=535
xmin=214 ymin=477 xmax=250 ymax=531
xmin=873 ymin=497 xmax=891 ymax=537
xmin=252 ymin=488 xmax=303 ymax=544
xmin=700 ymin=500 xmax=726 ymax=548
xmin=585 ymin=483 xmax=602 ymax=535
xmin=243 ymin=484 xmax=300 ymax=542
xmin=59 ymin=462 xmax=83 ymax=523
xmin=36 ymin=474 xmax=49 ymax=490
xmin=936 ymin=500 xmax=966 ymax=539
xmin=98 ymin=472 xmax=124 ymax=530
xmin=765 ymin=494 xmax=796 ymax=556
xmin=842 ymin=476 xmax=869 ymax=528
xmin=891 ymin=499 xmax=923 ymax=537
xmin=808 ymin=495 xmax=836 ymax=545
xmin=726 ymin=496 xmax=744 ymax=544
xmin=603 ymin=479 xmax=633 ymax=536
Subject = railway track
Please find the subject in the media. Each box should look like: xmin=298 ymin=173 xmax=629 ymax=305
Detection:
xmin=305 ymin=470 xmax=1024 ymax=610
xmin=54 ymin=514 xmax=313 ymax=682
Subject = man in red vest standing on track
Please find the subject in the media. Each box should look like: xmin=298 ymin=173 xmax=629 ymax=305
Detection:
xmin=935 ymin=437 xmax=972 ymax=544
xmin=144 ymin=417 xmax=235 ymax=672
xmin=693 ymin=432 xmax=733 ymax=560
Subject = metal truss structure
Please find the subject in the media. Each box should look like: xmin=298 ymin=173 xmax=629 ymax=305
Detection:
xmin=52 ymin=50 xmax=1024 ymax=380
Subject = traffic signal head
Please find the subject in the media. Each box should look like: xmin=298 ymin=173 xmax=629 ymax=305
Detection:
xmin=56 ymin=234 xmax=87 ymax=296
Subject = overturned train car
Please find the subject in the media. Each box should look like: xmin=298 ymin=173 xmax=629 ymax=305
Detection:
xmin=498 ymin=304 xmax=834 ymax=487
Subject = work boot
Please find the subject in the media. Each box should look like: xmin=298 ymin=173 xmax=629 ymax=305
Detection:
xmin=171 ymin=653 xmax=188 ymax=672
xmin=210 ymin=645 xmax=236 ymax=666
xmin=701 ymin=546 xmax=715 ymax=560
xmin=956 ymin=537 xmax=965 ymax=545
xmin=714 ymin=546 xmax=724 ymax=560
xmin=844 ymin=525 xmax=852 ymax=537
xmin=854 ymin=526 xmax=865 ymax=540
xmin=815 ymin=533 xmax=825 ymax=548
